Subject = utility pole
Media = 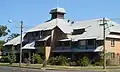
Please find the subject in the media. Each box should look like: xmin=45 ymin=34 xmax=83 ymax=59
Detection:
xmin=19 ymin=21 xmax=23 ymax=67
xmin=103 ymin=18 xmax=106 ymax=70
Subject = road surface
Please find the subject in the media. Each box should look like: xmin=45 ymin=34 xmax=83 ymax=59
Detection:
xmin=0 ymin=66 xmax=119 ymax=72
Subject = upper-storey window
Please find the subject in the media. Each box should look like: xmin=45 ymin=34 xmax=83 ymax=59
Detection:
xmin=87 ymin=39 xmax=95 ymax=45
xmin=41 ymin=30 xmax=51 ymax=37
xmin=72 ymin=29 xmax=85 ymax=35
xmin=111 ymin=39 xmax=115 ymax=47
xmin=79 ymin=40 xmax=86 ymax=46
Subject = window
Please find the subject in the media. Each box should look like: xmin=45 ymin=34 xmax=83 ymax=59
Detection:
xmin=111 ymin=52 xmax=115 ymax=58
xmin=79 ymin=40 xmax=86 ymax=46
xmin=96 ymin=40 xmax=103 ymax=46
xmin=87 ymin=39 xmax=95 ymax=45
xmin=111 ymin=39 xmax=115 ymax=47
xmin=32 ymin=32 xmax=36 ymax=37
xmin=63 ymin=42 xmax=70 ymax=47
xmin=72 ymin=29 xmax=85 ymax=35
xmin=35 ymin=41 xmax=44 ymax=47
xmin=58 ymin=42 xmax=62 ymax=46
xmin=71 ymin=41 xmax=78 ymax=48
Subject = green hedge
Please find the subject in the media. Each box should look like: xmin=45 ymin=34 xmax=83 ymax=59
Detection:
xmin=48 ymin=55 xmax=69 ymax=66
xmin=32 ymin=54 xmax=42 ymax=64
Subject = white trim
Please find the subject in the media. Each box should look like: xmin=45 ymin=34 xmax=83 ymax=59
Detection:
xmin=107 ymin=35 xmax=120 ymax=39
xmin=22 ymin=42 xmax=35 ymax=49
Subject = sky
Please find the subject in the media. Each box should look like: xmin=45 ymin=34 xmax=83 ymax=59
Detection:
xmin=0 ymin=0 xmax=120 ymax=40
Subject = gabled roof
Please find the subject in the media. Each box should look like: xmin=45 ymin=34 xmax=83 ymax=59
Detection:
xmin=26 ymin=18 xmax=73 ymax=34
xmin=3 ymin=34 xmax=26 ymax=46
xmin=109 ymin=24 xmax=120 ymax=33
xmin=70 ymin=18 xmax=120 ymax=40
xmin=4 ymin=18 xmax=120 ymax=47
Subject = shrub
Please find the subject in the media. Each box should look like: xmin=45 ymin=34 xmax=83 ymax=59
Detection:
xmin=106 ymin=59 xmax=112 ymax=66
xmin=80 ymin=56 xmax=89 ymax=66
xmin=93 ymin=59 xmax=103 ymax=66
xmin=77 ymin=58 xmax=82 ymax=66
xmin=24 ymin=58 xmax=31 ymax=66
xmin=0 ymin=55 xmax=9 ymax=62
xmin=32 ymin=54 xmax=42 ymax=64
xmin=7 ymin=52 xmax=16 ymax=65
xmin=58 ymin=55 xmax=69 ymax=65
xmin=47 ymin=56 xmax=56 ymax=65
xmin=69 ymin=61 xmax=77 ymax=66
xmin=48 ymin=55 xmax=69 ymax=66
xmin=94 ymin=59 xmax=113 ymax=66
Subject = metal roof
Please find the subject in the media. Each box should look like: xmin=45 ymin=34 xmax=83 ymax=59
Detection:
xmin=70 ymin=18 xmax=120 ymax=41
xmin=4 ymin=18 xmax=120 ymax=46
xmin=3 ymin=34 xmax=26 ymax=46
xmin=26 ymin=18 xmax=73 ymax=34
xmin=38 ymin=35 xmax=51 ymax=41
xmin=58 ymin=39 xmax=71 ymax=41
xmin=71 ymin=35 xmax=97 ymax=41
xmin=107 ymin=34 xmax=120 ymax=39
xmin=22 ymin=41 xmax=35 ymax=49
xmin=26 ymin=18 xmax=120 ymax=41
xmin=50 ymin=7 xmax=66 ymax=14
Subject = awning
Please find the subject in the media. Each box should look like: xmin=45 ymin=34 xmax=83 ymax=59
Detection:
xmin=106 ymin=35 xmax=120 ymax=39
xmin=58 ymin=39 xmax=71 ymax=41
xmin=22 ymin=42 xmax=35 ymax=49
xmin=38 ymin=35 xmax=51 ymax=41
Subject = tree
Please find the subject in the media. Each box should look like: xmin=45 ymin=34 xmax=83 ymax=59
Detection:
xmin=0 ymin=40 xmax=4 ymax=51
xmin=6 ymin=33 xmax=19 ymax=64
xmin=80 ymin=56 xmax=89 ymax=66
xmin=0 ymin=40 xmax=4 ymax=58
xmin=7 ymin=33 xmax=20 ymax=41
xmin=32 ymin=53 xmax=42 ymax=64
xmin=8 ymin=51 xmax=16 ymax=65
xmin=0 ymin=25 xmax=10 ymax=37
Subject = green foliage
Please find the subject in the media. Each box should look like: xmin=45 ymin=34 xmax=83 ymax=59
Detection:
xmin=106 ymin=59 xmax=111 ymax=66
xmin=0 ymin=40 xmax=4 ymax=51
xmin=69 ymin=61 xmax=77 ymax=66
xmin=79 ymin=56 xmax=89 ymax=66
xmin=7 ymin=52 xmax=16 ymax=65
xmin=57 ymin=55 xmax=69 ymax=65
xmin=48 ymin=57 xmax=56 ymax=65
xmin=24 ymin=58 xmax=31 ymax=66
xmin=0 ymin=55 xmax=9 ymax=62
xmin=32 ymin=54 xmax=42 ymax=64
xmin=94 ymin=59 xmax=103 ymax=66
xmin=0 ymin=25 xmax=10 ymax=37
xmin=48 ymin=55 xmax=69 ymax=66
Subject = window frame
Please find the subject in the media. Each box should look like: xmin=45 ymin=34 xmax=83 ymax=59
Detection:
xmin=111 ymin=39 xmax=115 ymax=47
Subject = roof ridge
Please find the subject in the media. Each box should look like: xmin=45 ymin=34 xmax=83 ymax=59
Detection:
xmin=74 ymin=18 xmax=103 ymax=24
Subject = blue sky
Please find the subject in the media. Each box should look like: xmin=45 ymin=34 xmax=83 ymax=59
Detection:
xmin=0 ymin=0 xmax=120 ymax=39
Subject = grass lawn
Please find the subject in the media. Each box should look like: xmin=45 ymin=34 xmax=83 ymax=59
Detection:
xmin=0 ymin=63 xmax=120 ymax=71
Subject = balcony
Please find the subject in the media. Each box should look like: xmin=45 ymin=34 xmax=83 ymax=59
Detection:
xmin=53 ymin=44 xmax=97 ymax=52
xmin=52 ymin=45 xmax=102 ymax=52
